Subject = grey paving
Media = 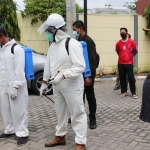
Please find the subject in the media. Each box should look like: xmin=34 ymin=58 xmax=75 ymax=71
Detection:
xmin=0 ymin=79 xmax=150 ymax=150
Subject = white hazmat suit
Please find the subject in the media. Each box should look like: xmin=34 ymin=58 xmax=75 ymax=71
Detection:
xmin=0 ymin=39 xmax=29 ymax=137
xmin=43 ymin=29 xmax=87 ymax=144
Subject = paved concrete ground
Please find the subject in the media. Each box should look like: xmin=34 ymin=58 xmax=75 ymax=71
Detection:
xmin=1 ymin=79 xmax=150 ymax=150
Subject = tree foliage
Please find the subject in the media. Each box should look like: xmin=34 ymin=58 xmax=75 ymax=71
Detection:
xmin=76 ymin=3 xmax=84 ymax=14
xmin=144 ymin=4 xmax=150 ymax=28
xmin=21 ymin=0 xmax=66 ymax=25
xmin=123 ymin=1 xmax=136 ymax=14
xmin=0 ymin=0 xmax=21 ymax=40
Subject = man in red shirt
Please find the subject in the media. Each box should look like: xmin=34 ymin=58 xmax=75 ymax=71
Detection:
xmin=115 ymin=28 xmax=138 ymax=99
xmin=114 ymin=33 xmax=131 ymax=90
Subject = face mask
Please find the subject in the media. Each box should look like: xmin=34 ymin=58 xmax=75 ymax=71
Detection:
xmin=120 ymin=33 xmax=127 ymax=39
xmin=46 ymin=32 xmax=54 ymax=42
xmin=73 ymin=31 xmax=79 ymax=39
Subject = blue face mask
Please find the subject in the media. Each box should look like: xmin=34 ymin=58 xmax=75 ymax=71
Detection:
xmin=46 ymin=32 xmax=54 ymax=42
xmin=73 ymin=31 xmax=79 ymax=39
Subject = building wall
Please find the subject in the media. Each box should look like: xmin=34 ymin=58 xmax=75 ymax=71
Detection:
xmin=136 ymin=0 xmax=150 ymax=15
xmin=138 ymin=15 xmax=150 ymax=70
xmin=79 ymin=14 xmax=150 ymax=74
xmin=17 ymin=13 xmax=49 ymax=54
xmin=17 ymin=13 xmax=150 ymax=75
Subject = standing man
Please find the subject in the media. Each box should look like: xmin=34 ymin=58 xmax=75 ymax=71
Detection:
xmin=114 ymin=33 xmax=131 ymax=90
xmin=72 ymin=20 xmax=97 ymax=129
xmin=38 ymin=14 xmax=87 ymax=150
xmin=0 ymin=26 xmax=29 ymax=146
xmin=115 ymin=28 xmax=138 ymax=99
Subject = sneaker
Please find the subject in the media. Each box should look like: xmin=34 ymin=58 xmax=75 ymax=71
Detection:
xmin=89 ymin=119 xmax=97 ymax=129
xmin=17 ymin=137 xmax=28 ymax=147
xmin=0 ymin=133 xmax=15 ymax=138
xmin=45 ymin=136 xmax=66 ymax=147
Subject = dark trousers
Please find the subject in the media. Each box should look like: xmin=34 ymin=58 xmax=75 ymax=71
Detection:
xmin=84 ymin=70 xmax=97 ymax=120
xmin=115 ymin=68 xmax=128 ymax=88
xmin=118 ymin=64 xmax=136 ymax=94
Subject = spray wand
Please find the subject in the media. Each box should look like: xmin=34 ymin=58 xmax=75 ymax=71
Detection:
xmin=43 ymin=70 xmax=61 ymax=103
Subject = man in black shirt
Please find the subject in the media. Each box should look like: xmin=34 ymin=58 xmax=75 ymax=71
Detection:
xmin=72 ymin=20 xmax=97 ymax=129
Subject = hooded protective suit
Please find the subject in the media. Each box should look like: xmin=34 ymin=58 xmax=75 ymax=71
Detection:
xmin=0 ymin=39 xmax=29 ymax=137
xmin=43 ymin=29 xmax=87 ymax=144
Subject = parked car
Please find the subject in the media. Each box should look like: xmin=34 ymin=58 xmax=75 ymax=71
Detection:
xmin=19 ymin=43 xmax=52 ymax=95
xmin=27 ymin=49 xmax=53 ymax=95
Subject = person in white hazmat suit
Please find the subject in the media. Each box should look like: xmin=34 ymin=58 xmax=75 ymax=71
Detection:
xmin=38 ymin=14 xmax=87 ymax=150
xmin=0 ymin=26 xmax=29 ymax=147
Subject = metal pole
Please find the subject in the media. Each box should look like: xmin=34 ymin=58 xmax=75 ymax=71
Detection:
xmin=134 ymin=15 xmax=138 ymax=68
xmin=84 ymin=0 xmax=87 ymax=33
xmin=66 ymin=0 xmax=76 ymax=37
xmin=76 ymin=14 xmax=79 ymax=21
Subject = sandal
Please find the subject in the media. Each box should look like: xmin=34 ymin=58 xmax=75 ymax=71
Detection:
xmin=120 ymin=93 xmax=127 ymax=98
xmin=132 ymin=94 xmax=138 ymax=99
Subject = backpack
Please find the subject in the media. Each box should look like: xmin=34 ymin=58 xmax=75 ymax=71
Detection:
xmin=65 ymin=37 xmax=100 ymax=68
xmin=65 ymin=38 xmax=91 ymax=78
xmin=11 ymin=43 xmax=34 ymax=81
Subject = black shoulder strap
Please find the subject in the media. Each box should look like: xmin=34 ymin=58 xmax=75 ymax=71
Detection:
xmin=11 ymin=43 xmax=18 ymax=54
xmin=65 ymin=37 xmax=71 ymax=55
